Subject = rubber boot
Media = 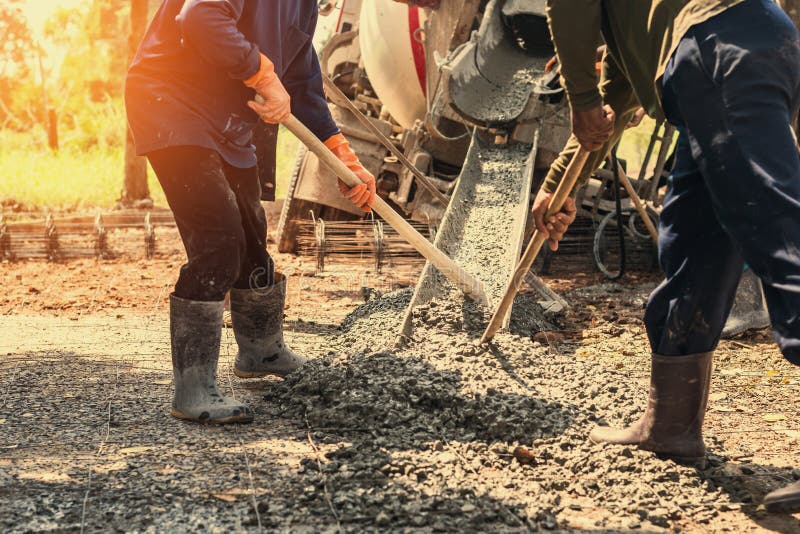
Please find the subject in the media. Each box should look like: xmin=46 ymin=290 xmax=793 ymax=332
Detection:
xmin=722 ymin=268 xmax=770 ymax=338
xmin=765 ymin=480 xmax=800 ymax=514
xmin=589 ymin=352 xmax=713 ymax=466
xmin=170 ymin=295 xmax=253 ymax=424
xmin=231 ymin=273 xmax=307 ymax=378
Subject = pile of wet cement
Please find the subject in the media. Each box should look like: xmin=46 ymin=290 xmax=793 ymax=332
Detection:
xmin=466 ymin=68 xmax=536 ymax=125
xmin=265 ymin=290 xmax=755 ymax=531
xmin=437 ymin=144 xmax=531 ymax=306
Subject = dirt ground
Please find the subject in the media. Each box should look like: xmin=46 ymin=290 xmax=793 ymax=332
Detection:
xmin=1 ymin=226 xmax=799 ymax=533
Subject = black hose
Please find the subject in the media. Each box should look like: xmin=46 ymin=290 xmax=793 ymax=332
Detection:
xmin=608 ymin=147 xmax=627 ymax=280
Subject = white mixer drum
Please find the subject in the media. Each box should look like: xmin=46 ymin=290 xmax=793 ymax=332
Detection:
xmin=359 ymin=1 xmax=428 ymax=129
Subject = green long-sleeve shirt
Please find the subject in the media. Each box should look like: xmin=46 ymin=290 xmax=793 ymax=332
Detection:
xmin=541 ymin=0 xmax=743 ymax=194
xmin=547 ymin=0 xmax=743 ymax=116
xmin=542 ymin=50 xmax=640 ymax=194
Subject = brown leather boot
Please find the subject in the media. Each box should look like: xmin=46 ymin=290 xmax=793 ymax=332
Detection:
xmin=765 ymin=480 xmax=800 ymax=513
xmin=589 ymin=352 xmax=713 ymax=466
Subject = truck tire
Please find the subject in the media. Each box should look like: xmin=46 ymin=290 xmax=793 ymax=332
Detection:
xmin=276 ymin=145 xmax=310 ymax=253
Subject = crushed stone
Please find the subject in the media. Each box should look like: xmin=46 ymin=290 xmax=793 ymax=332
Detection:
xmin=262 ymin=281 xmax=760 ymax=532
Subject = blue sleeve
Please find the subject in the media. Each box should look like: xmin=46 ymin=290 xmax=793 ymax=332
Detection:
xmin=283 ymin=10 xmax=340 ymax=142
xmin=177 ymin=0 xmax=262 ymax=80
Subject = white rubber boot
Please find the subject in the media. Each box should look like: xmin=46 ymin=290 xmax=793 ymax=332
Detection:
xmin=170 ymin=295 xmax=253 ymax=424
xmin=231 ymin=273 xmax=307 ymax=378
xmin=722 ymin=268 xmax=770 ymax=338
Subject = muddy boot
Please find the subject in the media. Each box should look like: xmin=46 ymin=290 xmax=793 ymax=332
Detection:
xmin=170 ymin=295 xmax=253 ymax=424
xmin=765 ymin=479 xmax=800 ymax=513
xmin=589 ymin=352 xmax=713 ymax=466
xmin=231 ymin=273 xmax=307 ymax=378
xmin=722 ymin=268 xmax=770 ymax=338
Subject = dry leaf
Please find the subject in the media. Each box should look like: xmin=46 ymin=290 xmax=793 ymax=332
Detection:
xmin=763 ymin=414 xmax=787 ymax=423
xmin=153 ymin=380 xmax=172 ymax=386
xmin=512 ymin=446 xmax=537 ymax=465
xmin=210 ymin=493 xmax=238 ymax=503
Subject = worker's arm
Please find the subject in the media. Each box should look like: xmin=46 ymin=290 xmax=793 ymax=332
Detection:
xmin=281 ymin=8 xmax=340 ymax=145
xmin=280 ymin=9 xmax=376 ymax=212
xmin=547 ymin=0 xmax=616 ymax=150
xmin=177 ymin=0 xmax=261 ymax=80
xmin=546 ymin=0 xmax=603 ymax=111
xmin=533 ymin=51 xmax=639 ymax=250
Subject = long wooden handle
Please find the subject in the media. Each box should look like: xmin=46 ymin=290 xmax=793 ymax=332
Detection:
xmin=321 ymin=76 xmax=450 ymax=207
xmin=283 ymin=114 xmax=488 ymax=305
xmin=480 ymin=147 xmax=591 ymax=343
xmin=615 ymin=161 xmax=659 ymax=245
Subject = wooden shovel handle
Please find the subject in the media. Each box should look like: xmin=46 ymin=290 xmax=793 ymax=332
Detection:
xmin=480 ymin=147 xmax=591 ymax=343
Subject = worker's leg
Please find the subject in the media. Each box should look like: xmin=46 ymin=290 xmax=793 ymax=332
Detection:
xmin=220 ymin=161 xmax=275 ymax=290
xmin=147 ymin=146 xmax=252 ymax=424
xmin=147 ymin=146 xmax=246 ymax=302
xmin=589 ymin=132 xmax=737 ymax=462
xmin=219 ymin=161 xmax=308 ymax=379
xmin=658 ymin=0 xmax=800 ymax=511
xmin=643 ymin=131 xmax=744 ymax=356
xmin=662 ymin=0 xmax=800 ymax=365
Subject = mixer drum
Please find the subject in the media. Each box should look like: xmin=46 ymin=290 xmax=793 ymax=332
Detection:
xmin=359 ymin=1 xmax=428 ymax=129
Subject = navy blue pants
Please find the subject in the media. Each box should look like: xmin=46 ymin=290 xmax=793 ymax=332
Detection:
xmin=645 ymin=0 xmax=800 ymax=364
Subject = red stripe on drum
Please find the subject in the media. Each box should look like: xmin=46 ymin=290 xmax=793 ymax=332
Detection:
xmin=408 ymin=6 xmax=427 ymax=96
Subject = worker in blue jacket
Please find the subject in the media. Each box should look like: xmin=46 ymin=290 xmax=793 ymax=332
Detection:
xmin=125 ymin=0 xmax=376 ymax=425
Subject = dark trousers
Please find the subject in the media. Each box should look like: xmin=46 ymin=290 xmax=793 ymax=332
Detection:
xmin=645 ymin=0 xmax=800 ymax=364
xmin=147 ymin=146 xmax=275 ymax=302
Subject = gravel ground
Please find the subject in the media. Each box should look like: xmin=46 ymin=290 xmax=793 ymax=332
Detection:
xmin=265 ymin=284 xmax=800 ymax=533
xmin=1 ymin=255 xmax=799 ymax=532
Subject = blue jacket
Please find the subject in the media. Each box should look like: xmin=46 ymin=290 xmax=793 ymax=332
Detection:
xmin=125 ymin=0 xmax=339 ymax=168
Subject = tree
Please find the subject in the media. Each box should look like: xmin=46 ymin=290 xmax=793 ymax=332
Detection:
xmin=0 ymin=0 xmax=33 ymax=76
xmin=119 ymin=0 xmax=151 ymax=208
xmin=0 ymin=0 xmax=34 ymax=127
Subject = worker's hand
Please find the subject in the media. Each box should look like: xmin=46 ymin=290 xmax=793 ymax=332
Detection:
xmin=532 ymin=189 xmax=577 ymax=252
xmin=626 ymin=107 xmax=646 ymax=129
xmin=244 ymin=54 xmax=291 ymax=124
xmin=571 ymin=104 xmax=615 ymax=151
xmin=324 ymin=133 xmax=376 ymax=212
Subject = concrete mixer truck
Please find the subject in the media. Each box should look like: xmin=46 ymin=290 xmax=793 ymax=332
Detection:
xmin=274 ymin=0 xmax=574 ymax=254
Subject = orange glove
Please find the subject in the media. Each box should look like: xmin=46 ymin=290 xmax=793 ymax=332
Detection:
xmin=324 ymin=133 xmax=376 ymax=213
xmin=245 ymin=54 xmax=291 ymax=124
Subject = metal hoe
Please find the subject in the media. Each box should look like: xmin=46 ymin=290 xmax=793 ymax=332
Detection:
xmin=480 ymin=146 xmax=591 ymax=343
xmin=281 ymin=113 xmax=489 ymax=306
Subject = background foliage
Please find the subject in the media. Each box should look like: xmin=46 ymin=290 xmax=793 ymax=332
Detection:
xmin=0 ymin=0 xmax=299 ymax=212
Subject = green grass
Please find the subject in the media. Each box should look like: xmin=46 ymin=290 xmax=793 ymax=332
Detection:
xmin=616 ymin=116 xmax=677 ymax=179
xmin=0 ymin=127 xmax=300 ymax=212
